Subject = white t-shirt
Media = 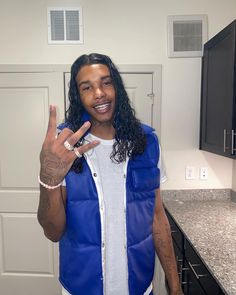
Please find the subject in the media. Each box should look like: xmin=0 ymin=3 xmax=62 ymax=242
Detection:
xmin=62 ymin=133 xmax=167 ymax=295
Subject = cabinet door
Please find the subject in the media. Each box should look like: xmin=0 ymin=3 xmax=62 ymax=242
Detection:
xmin=0 ymin=72 xmax=64 ymax=295
xmin=185 ymin=239 xmax=225 ymax=295
xmin=185 ymin=267 xmax=206 ymax=295
xmin=200 ymin=20 xmax=236 ymax=158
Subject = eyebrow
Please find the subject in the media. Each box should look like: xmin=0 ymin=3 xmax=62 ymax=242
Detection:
xmin=78 ymin=75 xmax=112 ymax=88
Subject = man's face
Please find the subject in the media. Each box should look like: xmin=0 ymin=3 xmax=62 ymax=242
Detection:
xmin=76 ymin=64 xmax=116 ymax=127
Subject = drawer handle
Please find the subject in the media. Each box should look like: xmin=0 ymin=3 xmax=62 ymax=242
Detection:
xmin=189 ymin=262 xmax=208 ymax=280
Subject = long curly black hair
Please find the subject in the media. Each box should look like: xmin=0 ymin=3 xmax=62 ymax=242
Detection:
xmin=65 ymin=53 xmax=146 ymax=173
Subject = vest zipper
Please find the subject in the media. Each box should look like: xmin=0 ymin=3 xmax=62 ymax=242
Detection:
xmin=84 ymin=153 xmax=106 ymax=295
xmin=123 ymin=158 xmax=129 ymax=293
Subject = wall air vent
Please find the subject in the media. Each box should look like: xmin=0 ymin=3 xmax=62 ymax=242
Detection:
xmin=47 ymin=7 xmax=83 ymax=44
xmin=167 ymin=15 xmax=208 ymax=57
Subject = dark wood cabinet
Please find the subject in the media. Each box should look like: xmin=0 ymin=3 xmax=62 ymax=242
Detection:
xmin=165 ymin=209 xmax=226 ymax=295
xmin=200 ymin=20 xmax=236 ymax=158
xmin=184 ymin=239 xmax=225 ymax=295
xmin=185 ymin=268 xmax=206 ymax=295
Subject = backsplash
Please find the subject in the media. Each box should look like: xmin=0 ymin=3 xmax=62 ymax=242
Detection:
xmin=232 ymin=190 xmax=236 ymax=202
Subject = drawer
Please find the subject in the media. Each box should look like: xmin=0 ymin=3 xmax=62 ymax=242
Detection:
xmin=185 ymin=239 xmax=226 ymax=295
xmin=184 ymin=265 xmax=207 ymax=295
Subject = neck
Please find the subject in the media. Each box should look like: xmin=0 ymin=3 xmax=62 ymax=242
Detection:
xmin=90 ymin=122 xmax=115 ymax=139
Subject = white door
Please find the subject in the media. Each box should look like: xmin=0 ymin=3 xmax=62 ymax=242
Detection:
xmin=64 ymin=72 xmax=154 ymax=126
xmin=121 ymin=73 xmax=153 ymax=126
xmin=0 ymin=72 xmax=64 ymax=295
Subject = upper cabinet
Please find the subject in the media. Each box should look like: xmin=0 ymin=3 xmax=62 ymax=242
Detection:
xmin=200 ymin=20 xmax=236 ymax=158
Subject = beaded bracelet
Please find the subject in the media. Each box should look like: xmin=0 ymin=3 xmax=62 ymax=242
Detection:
xmin=38 ymin=175 xmax=62 ymax=190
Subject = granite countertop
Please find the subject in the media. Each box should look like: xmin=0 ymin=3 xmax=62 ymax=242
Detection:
xmin=162 ymin=190 xmax=236 ymax=295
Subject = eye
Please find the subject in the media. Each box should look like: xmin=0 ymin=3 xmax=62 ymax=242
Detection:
xmin=81 ymin=85 xmax=90 ymax=91
xmin=103 ymin=79 xmax=113 ymax=86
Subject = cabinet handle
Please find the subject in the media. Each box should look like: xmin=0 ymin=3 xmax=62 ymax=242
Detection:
xmin=179 ymin=264 xmax=188 ymax=286
xmin=188 ymin=262 xmax=208 ymax=280
xmin=176 ymin=254 xmax=183 ymax=263
xmin=224 ymin=129 xmax=236 ymax=154
xmin=224 ymin=129 xmax=229 ymax=153
xmin=231 ymin=130 xmax=236 ymax=155
xmin=180 ymin=265 xmax=190 ymax=286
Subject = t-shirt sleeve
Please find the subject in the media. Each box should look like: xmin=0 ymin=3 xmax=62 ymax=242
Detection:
xmin=157 ymin=143 xmax=168 ymax=184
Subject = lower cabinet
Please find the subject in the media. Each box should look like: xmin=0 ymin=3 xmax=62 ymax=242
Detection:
xmin=165 ymin=209 xmax=226 ymax=295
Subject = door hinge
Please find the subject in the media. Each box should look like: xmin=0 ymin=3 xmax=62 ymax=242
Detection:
xmin=147 ymin=93 xmax=154 ymax=105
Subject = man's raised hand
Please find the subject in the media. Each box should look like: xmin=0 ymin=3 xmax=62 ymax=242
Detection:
xmin=39 ymin=105 xmax=99 ymax=187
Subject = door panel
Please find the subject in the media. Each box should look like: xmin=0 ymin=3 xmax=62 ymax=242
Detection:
xmin=121 ymin=73 xmax=153 ymax=126
xmin=0 ymin=72 xmax=64 ymax=295
xmin=1 ymin=213 xmax=53 ymax=274
xmin=0 ymin=88 xmax=48 ymax=187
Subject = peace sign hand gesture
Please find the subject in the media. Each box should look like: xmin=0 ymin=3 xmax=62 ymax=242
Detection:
xmin=39 ymin=105 xmax=99 ymax=187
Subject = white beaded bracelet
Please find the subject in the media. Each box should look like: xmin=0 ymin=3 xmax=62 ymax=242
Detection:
xmin=38 ymin=175 xmax=62 ymax=190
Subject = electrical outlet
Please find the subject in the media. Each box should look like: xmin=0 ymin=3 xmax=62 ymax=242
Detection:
xmin=200 ymin=167 xmax=208 ymax=180
xmin=185 ymin=166 xmax=195 ymax=180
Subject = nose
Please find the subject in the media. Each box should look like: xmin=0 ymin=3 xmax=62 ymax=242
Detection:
xmin=94 ymin=87 xmax=105 ymax=99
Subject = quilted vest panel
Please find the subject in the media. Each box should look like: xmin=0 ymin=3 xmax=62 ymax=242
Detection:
xmin=59 ymin=124 xmax=160 ymax=295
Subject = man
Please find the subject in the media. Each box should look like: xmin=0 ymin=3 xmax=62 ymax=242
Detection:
xmin=37 ymin=53 xmax=182 ymax=295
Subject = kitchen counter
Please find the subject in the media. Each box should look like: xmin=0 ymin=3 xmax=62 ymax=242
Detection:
xmin=162 ymin=190 xmax=236 ymax=295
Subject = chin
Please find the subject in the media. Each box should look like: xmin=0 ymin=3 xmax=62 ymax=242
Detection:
xmin=90 ymin=113 xmax=114 ymax=125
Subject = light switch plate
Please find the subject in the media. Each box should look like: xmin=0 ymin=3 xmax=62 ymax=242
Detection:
xmin=185 ymin=166 xmax=195 ymax=180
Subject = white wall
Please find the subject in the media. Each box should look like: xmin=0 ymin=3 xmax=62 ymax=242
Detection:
xmin=0 ymin=0 xmax=235 ymax=189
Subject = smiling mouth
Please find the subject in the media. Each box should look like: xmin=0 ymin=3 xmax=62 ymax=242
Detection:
xmin=93 ymin=102 xmax=111 ymax=114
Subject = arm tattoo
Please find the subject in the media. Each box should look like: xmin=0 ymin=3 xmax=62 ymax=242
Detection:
xmin=40 ymin=149 xmax=67 ymax=186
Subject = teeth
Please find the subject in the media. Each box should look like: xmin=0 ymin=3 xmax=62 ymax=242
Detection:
xmin=94 ymin=103 xmax=110 ymax=110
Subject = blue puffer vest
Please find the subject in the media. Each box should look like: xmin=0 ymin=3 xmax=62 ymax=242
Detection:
xmin=59 ymin=124 xmax=160 ymax=295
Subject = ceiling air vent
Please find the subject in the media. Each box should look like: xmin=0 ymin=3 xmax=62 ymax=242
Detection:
xmin=47 ymin=7 xmax=83 ymax=44
xmin=167 ymin=15 xmax=208 ymax=57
